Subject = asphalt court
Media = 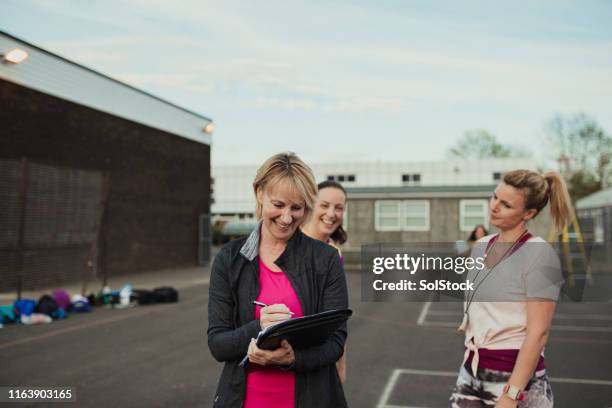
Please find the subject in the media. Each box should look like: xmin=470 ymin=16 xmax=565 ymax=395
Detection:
xmin=373 ymin=299 xmax=612 ymax=408
xmin=2 ymin=271 xmax=611 ymax=407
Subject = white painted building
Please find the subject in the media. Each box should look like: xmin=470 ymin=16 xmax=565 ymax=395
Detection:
xmin=212 ymin=158 xmax=537 ymax=219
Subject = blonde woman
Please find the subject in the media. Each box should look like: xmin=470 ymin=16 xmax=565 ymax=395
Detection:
xmin=301 ymin=180 xmax=348 ymax=383
xmin=207 ymin=153 xmax=349 ymax=408
xmin=450 ymin=170 xmax=571 ymax=408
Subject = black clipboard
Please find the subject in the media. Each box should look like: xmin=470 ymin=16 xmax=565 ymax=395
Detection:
xmin=239 ymin=309 xmax=352 ymax=366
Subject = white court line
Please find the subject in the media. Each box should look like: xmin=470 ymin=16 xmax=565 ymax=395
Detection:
xmin=427 ymin=310 xmax=612 ymax=321
xmin=421 ymin=320 xmax=612 ymax=333
xmin=550 ymin=325 xmax=612 ymax=333
xmin=426 ymin=310 xmax=462 ymax=317
xmin=392 ymin=368 xmax=612 ymax=386
xmin=420 ymin=305 xmax=612 ymax=333
xmin=421 ymin=321 xmax=458 ymax=328
xmin=377 ymin=368 xmax=612 ymax=408
xmin=553 ymin=313 xmax=612 ymax=321
xmin=416 ymin=300 xmax=432 ymax=326
xmin=376 ymin=369 xmax=402 ymax=408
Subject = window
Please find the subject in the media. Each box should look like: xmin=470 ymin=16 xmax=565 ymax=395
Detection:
xmin=460 ymin=199 xmax=489 ymax=232
xmin=493 ymin=172 xmax=502 ymax=181
xmin=402 ymin=200 xmax=429 ymax=231
xmin=327 ymin=174 xmax=356 ymax=183
xmin=375 ymin=200 xmax=430 ymax=231
xmin=402 ymin=173 xmax=421 ymax=185
xmin=375 ymin=201 xmax=401 ymax=231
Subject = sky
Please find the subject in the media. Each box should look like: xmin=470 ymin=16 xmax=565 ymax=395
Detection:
xmin=2 ymin=0 xmax=611 ymax=166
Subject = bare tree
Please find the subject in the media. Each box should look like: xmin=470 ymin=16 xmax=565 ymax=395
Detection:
xmin=447 ymin=129 xmax=531 ymax=159
xmin=546 ymin=113 xmax=612 ymax=200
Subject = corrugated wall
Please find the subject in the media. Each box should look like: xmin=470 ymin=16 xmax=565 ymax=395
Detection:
xmin=0 ymin=79 xmax=210 ymax=293
xmin=0 ymin=159 xmax=103 ymax=292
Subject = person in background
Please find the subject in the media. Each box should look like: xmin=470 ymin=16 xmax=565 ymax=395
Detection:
xmin=467 ymin=224 xmax=489 ymax=249
xmin=207 ymin=152 xmax=349 ymax=408
xmin=449 ymin=169 xmax=571 ymax=408
xmin=301 ymin=180 xmax=348 ymax=383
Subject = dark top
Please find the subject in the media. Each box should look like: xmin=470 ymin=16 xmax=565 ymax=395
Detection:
xmin=207 ymin=224 xmax=349 ymax=408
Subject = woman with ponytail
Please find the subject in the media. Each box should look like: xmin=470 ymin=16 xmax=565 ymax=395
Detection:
xmin=449 ymin=170 xmax=571 ymax=408
xmin=301 ymin=180 xmax=348 ymax=383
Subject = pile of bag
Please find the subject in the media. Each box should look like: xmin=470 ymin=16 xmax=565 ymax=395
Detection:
xmin=87 ymin=285 xmax=179 ymax=307
xmin=131 ymin=287 xmax=179 ymax=305
xmin=0 ymin=285 xmax=179 ymax=328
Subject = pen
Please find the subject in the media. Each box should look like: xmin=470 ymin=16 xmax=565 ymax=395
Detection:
xmin=252 ymin=300 xmax=295 ymax=315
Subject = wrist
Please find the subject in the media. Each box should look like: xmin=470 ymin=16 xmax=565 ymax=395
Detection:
xmin=497 ymin=394 xmax=518 ymax=407
xmin=278 ymin=352 xmax=295 ymax=370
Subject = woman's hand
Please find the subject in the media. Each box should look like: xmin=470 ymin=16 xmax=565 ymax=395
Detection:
xmin=259 ymin=303 xmax=292 ymax=330
xmin=247 ymin=339 xmax=295 ymax=367
xmin=495 ymin=395 xmax=518 ymax=408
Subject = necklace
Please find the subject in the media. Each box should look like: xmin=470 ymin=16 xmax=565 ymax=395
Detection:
xmin=464 ymin=229 xmax=530 ymax=316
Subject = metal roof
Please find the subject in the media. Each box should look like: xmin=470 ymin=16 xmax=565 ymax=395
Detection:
xmin=576 ymin=188 xmax=612 ymax=210
xmin=347 ymin=184 xmax=497 ymax=194
xmin=0 ymin=30 xmax=213 ymax=145
xmin=221 ymin=221 xmax=259 ymax=236
xmin=346 ymin=184 xmax=497 ymax=198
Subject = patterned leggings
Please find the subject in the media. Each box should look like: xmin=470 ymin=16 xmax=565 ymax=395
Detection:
xmin=448 ymin=364 xmax=553 ymax=407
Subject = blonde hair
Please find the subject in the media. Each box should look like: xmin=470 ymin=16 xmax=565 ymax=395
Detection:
xmin=253 ymin=152 xmax=317 ymax=220
xmin=502 ymin=169 xmax=573 ymax=231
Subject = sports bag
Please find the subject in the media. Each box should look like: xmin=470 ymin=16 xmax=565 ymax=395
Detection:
xmin=153 ymin=286 xmax=179 ymax=303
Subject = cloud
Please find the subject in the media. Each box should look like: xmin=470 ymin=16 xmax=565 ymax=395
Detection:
xmin=323 ymin=97 xmax=404 ymax=113
xmin=253 ymin=97 xmax=318 ymax=110
xmin=23 ymin=0 xmax=612 ymax=127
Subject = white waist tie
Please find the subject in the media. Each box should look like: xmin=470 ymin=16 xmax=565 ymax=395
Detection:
xmin=462 ymin=338 xmax=479 ymax=376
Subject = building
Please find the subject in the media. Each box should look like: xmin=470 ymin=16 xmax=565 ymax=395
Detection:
xmin=212 ymin=158 xmax=537 ymax=220
xmin=576 ymin=188 xmax=612 ymax=242
xmin=0 ymin=31 xmax=213 ymax=292
xmin=344 ymin=184 xmax=550 ymax=247
xmin=211 ymin=158 xmax=556 ymax=253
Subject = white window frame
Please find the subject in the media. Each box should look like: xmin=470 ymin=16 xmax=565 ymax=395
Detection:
xmin=401 ymin=200 xmax=430 ymax=231
xmin=459 ymin=199 xmax=489 ymax=232
xmin=375 ymin=200 xmax=401 ymax=231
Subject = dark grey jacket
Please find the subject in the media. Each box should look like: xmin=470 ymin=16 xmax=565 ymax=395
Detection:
xmin=207 ymin=225 xmax=349 ymax=408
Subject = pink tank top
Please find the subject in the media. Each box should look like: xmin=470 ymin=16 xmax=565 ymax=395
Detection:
xmin=243 ymin=259 xmax=304 ymax=408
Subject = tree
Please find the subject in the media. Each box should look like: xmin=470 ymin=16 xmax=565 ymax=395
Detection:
xmin=447 ymin=129 xmax=531 ymax=159
xmin=546 ymin=113 xmax=612 ymax=200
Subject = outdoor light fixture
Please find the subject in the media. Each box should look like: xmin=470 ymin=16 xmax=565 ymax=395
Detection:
xmin=1 ymin=48 xmax=29 ymax=64
xmin=203 ymin=122 xmax=216 ymax=134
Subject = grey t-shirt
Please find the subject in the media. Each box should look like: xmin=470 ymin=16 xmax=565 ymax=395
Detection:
xmin=466 ymin=235 xmax=563 ymax=303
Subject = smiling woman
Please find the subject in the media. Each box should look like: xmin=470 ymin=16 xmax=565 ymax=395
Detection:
xmin=301 ymin=180 xmax=348 ymax=383
xmin=207 ymin=152 xmax=349 ymax=408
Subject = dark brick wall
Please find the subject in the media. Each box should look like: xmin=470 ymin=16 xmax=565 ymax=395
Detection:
xmin=0 ymin=79 xmax=210 ymax=283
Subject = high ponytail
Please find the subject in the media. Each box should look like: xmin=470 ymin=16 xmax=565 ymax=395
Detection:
xmin=543 ymin=171 xmax=573 ymax=232
xmin=503 ymin=169 xmax=574 ymax=232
